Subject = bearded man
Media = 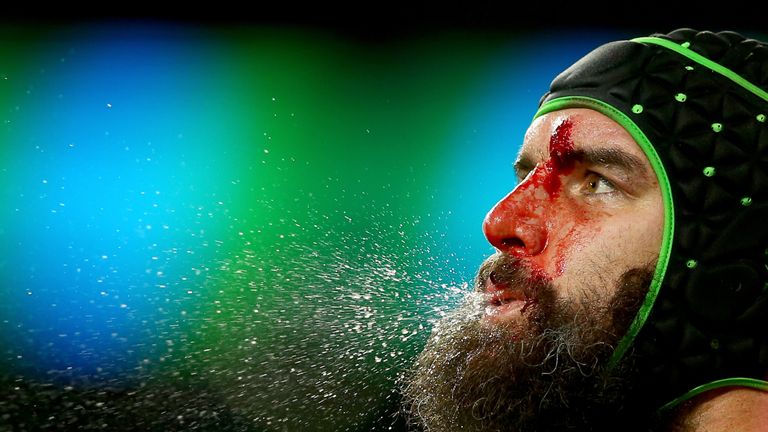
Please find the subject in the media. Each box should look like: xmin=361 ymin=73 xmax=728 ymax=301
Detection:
xmin=402 ymin=28 xmax=768 ymax=431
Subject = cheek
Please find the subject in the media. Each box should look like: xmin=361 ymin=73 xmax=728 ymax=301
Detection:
xmin=545 ymin=200 xmax=604 ymax=278
xmin=603 ymin=209 xmax=664 ymax=265
xmin=552 ymin=208 xmax=662 ymax=297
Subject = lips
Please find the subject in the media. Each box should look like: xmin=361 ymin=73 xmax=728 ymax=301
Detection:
xmin=485 ymin=271 xmax=527 ymax=308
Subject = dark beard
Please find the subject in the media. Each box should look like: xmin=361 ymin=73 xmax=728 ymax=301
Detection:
xmin=400 ymin=254 xmax=655 ymax=432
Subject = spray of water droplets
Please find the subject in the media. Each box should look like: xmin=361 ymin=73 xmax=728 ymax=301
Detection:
xmin=192 ymin=221 xmax=470 ymax=431
xmin=0 ymin=203 xmax=473 ymax=431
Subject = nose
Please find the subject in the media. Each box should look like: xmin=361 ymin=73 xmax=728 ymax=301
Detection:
xmin=482 ymin=189 xmax=548 ymax=256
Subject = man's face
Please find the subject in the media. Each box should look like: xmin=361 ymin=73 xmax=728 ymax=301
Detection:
xmin=402 ymin=108 xmax=665 ymax=431
xmin=481 ymin=107 xmax=663 ymax=325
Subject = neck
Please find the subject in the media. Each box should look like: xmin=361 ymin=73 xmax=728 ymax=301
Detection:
xmin=667 ymin=386 xmax=768 ymax=432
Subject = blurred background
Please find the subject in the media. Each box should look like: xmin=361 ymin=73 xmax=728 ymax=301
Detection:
xmin=0 ymin=3 xmax=764 ymax=431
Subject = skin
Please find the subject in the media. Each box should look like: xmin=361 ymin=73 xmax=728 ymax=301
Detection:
xmin=669 ymin=386 xmax=768 ymax=432
xmin=481 ymin=107 xmax=663 ymax=323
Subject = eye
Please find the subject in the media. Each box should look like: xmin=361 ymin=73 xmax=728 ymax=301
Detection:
xmin=584 ymin=172 xmax=616 ymax=194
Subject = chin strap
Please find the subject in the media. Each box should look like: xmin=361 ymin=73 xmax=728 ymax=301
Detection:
xmin=658 ymin=377 xmax=768 ymax=413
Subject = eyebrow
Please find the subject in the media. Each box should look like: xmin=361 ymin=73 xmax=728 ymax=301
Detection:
xmin=575 ymin=147 xmax=652 ymax=181
xmin=513 ymin=147 xmax=652 ymax=181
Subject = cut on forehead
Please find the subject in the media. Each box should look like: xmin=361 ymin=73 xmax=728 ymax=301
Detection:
xmin=517 ymin=108 xmax=654 ymax=174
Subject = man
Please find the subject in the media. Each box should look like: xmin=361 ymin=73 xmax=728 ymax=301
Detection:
xmin=401 ymin=28 xmax=768 ymax=431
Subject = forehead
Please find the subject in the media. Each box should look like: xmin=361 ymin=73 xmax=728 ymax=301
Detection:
xmin=521 ymin=108 xmax=646 ymax=161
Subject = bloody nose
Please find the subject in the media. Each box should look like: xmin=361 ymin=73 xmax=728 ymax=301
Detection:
xmin=482 ymin=191 xmax=548 ymax=256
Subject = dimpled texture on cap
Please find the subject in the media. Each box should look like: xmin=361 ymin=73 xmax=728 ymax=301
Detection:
xmin=539 ymin=28 xmax=768 ymax=408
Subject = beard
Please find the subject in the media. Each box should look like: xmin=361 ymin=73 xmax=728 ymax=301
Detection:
xmin=400 ymin=253 xmax=655 ymax=432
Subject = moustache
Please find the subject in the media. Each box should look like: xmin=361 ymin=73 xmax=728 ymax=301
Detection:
xmin=474 ymin=253 xmax=552 ymax=304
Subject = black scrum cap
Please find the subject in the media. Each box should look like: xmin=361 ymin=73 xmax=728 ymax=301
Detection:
xmin=536 ymin=28 xmax=768 ymax=409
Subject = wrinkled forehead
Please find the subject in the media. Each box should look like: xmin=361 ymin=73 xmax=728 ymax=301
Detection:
xmin=520 ymin=108 xmax=650 ymax=165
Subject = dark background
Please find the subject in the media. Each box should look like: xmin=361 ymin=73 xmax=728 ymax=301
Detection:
xmin=3 ymin=0 xmax=765 ymax=40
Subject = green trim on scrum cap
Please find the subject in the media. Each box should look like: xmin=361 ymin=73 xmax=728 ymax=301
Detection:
xmin=658 ymin=377 xmax=768 ymax=413
xmin=632 ymin=37 xmax=768 ymax=104
xmin=533 ymin=96 xmax=675 ymax=370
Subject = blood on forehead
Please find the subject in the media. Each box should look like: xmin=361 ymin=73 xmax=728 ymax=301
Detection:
xmin=549 ymin=118 xmax=575 ymax=166
xmin=540 ymin=118 xmax=577 ymax=197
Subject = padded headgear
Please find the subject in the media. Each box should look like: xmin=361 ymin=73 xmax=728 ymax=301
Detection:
xmin=537 ymin=28 xmax=768 ymax=408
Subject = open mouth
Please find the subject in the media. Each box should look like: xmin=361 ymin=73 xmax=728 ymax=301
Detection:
xmin=488 ymin=288 xmax=526 ymax=307
xmin=483 ymin=274 xmax=532 ymax=321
